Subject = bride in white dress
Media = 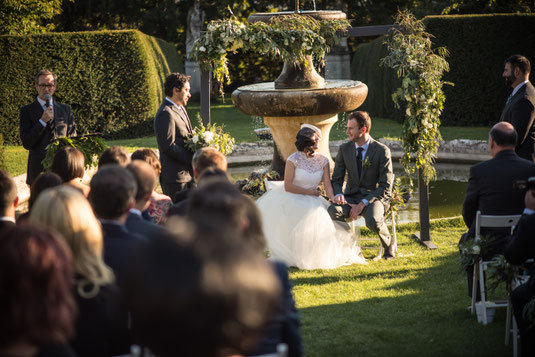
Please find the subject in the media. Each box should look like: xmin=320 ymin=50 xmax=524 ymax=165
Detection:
xmin=256 ymin=124 xmax=367 ymax=270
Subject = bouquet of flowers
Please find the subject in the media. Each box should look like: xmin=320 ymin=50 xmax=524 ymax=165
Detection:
xmin=185 ymin=117 xmax=235 ymax=156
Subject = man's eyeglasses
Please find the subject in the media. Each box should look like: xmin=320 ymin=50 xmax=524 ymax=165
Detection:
xmin=38 ymin=84 xmax=55 ymax=89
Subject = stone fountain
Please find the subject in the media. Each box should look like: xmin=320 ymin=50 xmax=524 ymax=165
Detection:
xmin=231 ymin=6 xmax=368 ymax=176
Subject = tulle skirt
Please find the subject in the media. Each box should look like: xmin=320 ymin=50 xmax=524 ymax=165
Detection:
xmin=256 ymin=186 xmax=367 ymax=270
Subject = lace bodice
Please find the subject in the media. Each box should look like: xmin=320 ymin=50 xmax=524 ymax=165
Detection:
xmin=287 ymin=151 xmax=328 ymax=190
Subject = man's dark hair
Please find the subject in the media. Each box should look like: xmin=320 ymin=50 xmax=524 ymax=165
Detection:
xmin=34 ymin=69 xmax=57 ymax=84
xmin=0 ymin=170 xmax=17 ymax=216
xmin=126 ymin=161 xmax=156 ymax=203
xmin=51 ymin=146 xmax=85 ymax=182
xmin=505 ymin=55 xmax=531 ymax=75
xmin=490 ymin=125 xmax=517 ymax=147
xmin=98 ymin=146 xmax=130 ymax=168
xmin=192 ymin=148 xmax=227 ymax=176
xmin=89 ymin=165 xmax=137 ymax=219
xmin=348 ymin=111 xmax=372 ymax=133
xmin=164 ymin=73 xmax=191 ymax=97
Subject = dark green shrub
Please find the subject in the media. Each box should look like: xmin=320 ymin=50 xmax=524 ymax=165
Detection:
xmin=0 ymin=134 xmax=5 ymax=170
xmin=0 ymin=30 xmax=183 ymax=144
xmin=351 ymin=14 xmax=535 ymax=126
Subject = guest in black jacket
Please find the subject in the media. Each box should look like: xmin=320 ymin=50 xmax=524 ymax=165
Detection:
xmin=0 ymin=169 xmax=18 ymax=231
xmin=186 ymin=178 xmax=303 ymax=357
xmin=460 ymin=122 xmax=535 ymax=297
xmin=89 ymin=165 xmax=146 ymax=286
xmin=505 ymin=187 xmax=535 ymax=357
xmin=30 ymin=185 xmax=131 ymax=357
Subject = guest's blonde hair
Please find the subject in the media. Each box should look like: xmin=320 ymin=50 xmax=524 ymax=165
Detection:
xmin=29 ymin=186 xmax=114 ymax=297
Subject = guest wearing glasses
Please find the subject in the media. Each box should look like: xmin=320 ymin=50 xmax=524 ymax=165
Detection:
xmin=19 ymin=69 xmax=77 ymax=186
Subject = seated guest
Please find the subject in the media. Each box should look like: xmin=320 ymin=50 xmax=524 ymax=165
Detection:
xmin=89 ymin=165 xmax=146 ymax=286
xmin=17 ymin=172 xmax=62 ymax=223
xmin=0 ymin=169 xmax=18 ymax=230
xmin=98 ymin=146 xmax=130 ymax=168
xmin=124 ymin=225 xmax=280 ymax=357
xmin=0 ymin=225 xmax=76 ymax=357
xmin=51 ymin=146 xmax=90 ymax=197
xmin=30 ymin=186 xmax=131 ymax=357
xmin=125 ymin=161 xmax=167 ymax=240
xmin=168 ymin=147 xmax=229 ymax=217
xmin=131 ymin=148 xmax=172 ymax=224
xmin=460 ymin=122 xmax=535 ymax=298
xmin=505 ymin=186 xmax=535 ymax=356
xmin=186 ymin=178 xmax=303 ymax=357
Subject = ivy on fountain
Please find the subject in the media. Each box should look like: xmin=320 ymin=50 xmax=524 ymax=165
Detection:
xmin=192 ymin=14 xmax=350 ymax=93
xmin=381 ymin=10 xmax=452 ymax=185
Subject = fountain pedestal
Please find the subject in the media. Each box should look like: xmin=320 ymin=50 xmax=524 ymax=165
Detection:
xmin=264 ymin=114 xmax=337 ymax=166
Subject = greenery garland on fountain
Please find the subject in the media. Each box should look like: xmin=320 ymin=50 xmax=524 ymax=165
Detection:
xmin=381 ymin=10 xmax=452 ymax=185
xmin=192 ymin=14 xmax=350 ymax=92
xmin=42 ymin=135 xmax=108 ymax=171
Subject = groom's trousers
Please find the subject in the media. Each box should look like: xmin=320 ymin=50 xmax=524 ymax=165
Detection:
xmin=328 ymin=195 xmax=392 ymax=249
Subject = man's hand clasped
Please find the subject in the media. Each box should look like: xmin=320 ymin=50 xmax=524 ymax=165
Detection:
xmin=41 ymin=107 xmax=54 ymax=123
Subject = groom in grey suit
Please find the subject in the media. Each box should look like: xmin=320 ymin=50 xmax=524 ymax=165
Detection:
xmin=328 ymin=111 xmax=395 ymax=259
xmin=154 ymin=73 xmax=194 ymax=200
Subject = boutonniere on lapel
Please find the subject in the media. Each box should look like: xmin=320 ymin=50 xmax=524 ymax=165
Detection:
xmin=184 ymin=116 xmax=235 ymax=155
xmin=362 ymin=156 xmax=371 ymax=170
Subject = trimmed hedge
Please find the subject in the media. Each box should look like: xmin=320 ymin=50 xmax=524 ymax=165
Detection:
xmin=0 ymin=30 xmax=183 ymax=144
xmin=0 ymin=134 xmax=5 ymax=170
xmin=351 ymin=14 xmax=535 ymax=126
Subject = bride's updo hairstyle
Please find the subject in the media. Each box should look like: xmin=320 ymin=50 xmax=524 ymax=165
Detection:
xmin=295 ymin=124 xmax=321 ymax=157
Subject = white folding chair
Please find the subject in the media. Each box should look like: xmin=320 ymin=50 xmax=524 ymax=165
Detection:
xmin=471 ymin=211 xmax=521 ymax=325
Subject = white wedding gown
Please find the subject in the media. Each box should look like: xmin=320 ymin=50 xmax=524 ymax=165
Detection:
xmin=256 ymin=151 xmax=367 ymax=270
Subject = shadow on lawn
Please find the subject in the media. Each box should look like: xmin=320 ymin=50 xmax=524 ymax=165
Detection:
xmin=294 ymin=250 xmax=511 ymax=357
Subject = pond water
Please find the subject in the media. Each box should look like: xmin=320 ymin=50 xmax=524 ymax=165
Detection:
xmin=228 ymin=162 xmax=471 ymax=224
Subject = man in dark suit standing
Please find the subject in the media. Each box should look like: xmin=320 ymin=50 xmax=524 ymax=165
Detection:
xmin=19 ymin=69 xmax=77 ymax=185
xmin=0 ymin=170 xmax=18 ymax=231
xmin=500 ymin=55 xmax=535 ymax=161
xmin=460 ymin=122 xmax=535 ymax=297
xmin=154 ymin=73 xmax=194 ymax=199
xmin=328 ymin=111 xmax=395 ymax=259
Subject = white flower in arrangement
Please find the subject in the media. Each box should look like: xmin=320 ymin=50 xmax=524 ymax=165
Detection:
xmin=202 ymin=131 xmax=214 ymax=144
xmin=192 ymin=135 xmax=199 ymax=144
xmin=199 ymin=46 xmax=206 ymax=52
xmin=471 ymin=245 xmax=480 ymax=255
xmin=412 ymin=127 xmax=418 ymax=134
xmin=422 ymin=119 xmax=428 ymax=126
xmin=409 ymin=60 xmax=418 ymax=67
xmin=406 ymin=107 xmax=411 ymax=116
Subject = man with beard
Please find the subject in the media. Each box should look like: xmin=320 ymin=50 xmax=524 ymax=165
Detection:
xmin=500 ymin=55 xmax=535 ymax=161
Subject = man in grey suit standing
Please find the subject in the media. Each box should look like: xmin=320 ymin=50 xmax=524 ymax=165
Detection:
xmin=328 ymin=111 xmax=395 ymax=259
xmin=154 ymin=73 xmax=194 ymax=199
xmin=500 ymin=54 xmax=535 ymax=161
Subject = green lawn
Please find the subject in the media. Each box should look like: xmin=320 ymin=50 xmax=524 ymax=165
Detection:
xmin=4 ymin=103 xmax=489 ymax=177
xmin=293 ymin=217 xmax=510 ymax=357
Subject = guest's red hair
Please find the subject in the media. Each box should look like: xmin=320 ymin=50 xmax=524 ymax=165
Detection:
xmin=0 ymin=224 xmax=76 ymax=347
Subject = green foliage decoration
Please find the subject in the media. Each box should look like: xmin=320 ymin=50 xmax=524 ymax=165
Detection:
xmin=381 ymin=11 xmax=451 ymax=185
xmin=41 ymin=135 xmax=108 ymax=171
xmin=238 ymin=170 xmax=281 ymax=198
xmin=458 ymin=236 xmax=494 ymax=272
xmin=184 ymin=116 xmax=235 ymax=156
xmin=192 ymin=14 xmax=350 ymax=92
xmin=0 ymin=30 xmax=183 ymax=145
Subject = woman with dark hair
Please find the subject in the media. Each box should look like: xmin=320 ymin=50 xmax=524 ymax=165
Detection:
xmin=17 ymin=172 xmax=62 ymax=223
xmin=256 ymin=124 xmax=366 ymax=269
xmin=51 ymin=146 xmax=90 ymax=197
xmin=131 ymin=148 xmax=172 ymax=224
xmin=0 ymin=224 xmax=77 ymax=357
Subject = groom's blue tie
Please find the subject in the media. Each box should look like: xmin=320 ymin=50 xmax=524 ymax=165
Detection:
xmin=356 ymin=147 xmax=364 ymax=176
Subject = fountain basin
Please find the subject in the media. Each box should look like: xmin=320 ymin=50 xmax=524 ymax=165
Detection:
xmin=232 ymin=81 xmax=368 ymax=117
